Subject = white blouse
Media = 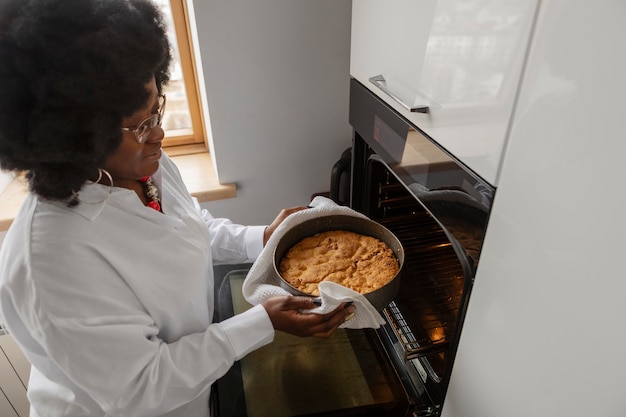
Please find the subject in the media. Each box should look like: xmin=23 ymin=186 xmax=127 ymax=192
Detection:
xmin=0 ymin=154 xmax=274 ymax=417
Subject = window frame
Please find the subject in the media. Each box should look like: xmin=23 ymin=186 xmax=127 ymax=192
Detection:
xmin=162 ymin=0 xmax=207 ymax=151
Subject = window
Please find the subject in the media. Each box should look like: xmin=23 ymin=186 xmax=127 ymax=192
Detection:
xmin=154 ymin=0 xmax=206 ymax=151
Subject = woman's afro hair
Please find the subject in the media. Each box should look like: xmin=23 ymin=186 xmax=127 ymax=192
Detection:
xmin=0 ymin=0 xmax=171 ymax=204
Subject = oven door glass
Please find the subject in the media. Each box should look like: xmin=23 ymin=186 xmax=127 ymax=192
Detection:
xmin=213 ymin=270 xmax=409 ymax=417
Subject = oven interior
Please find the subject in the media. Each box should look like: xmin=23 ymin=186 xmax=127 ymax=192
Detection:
xmin=343 ymin=148 xmax=492 ymax=417
xmin=362 ymin=156 xmax=472 ymax=408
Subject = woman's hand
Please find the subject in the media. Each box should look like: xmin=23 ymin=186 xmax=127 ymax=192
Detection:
xmin=261 ymin=296 xmax=355 ymax=338
xmin=263 ymin=206 xmax=308 ymax=246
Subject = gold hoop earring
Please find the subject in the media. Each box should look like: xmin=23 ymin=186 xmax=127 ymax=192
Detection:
xmin=86 ymin=168 xmax=105 ymax=185
xmin=78 ymin=168 xmax=114 ymax=205
xmin=93 ymin=169 xmax=103 ymax=184
xmin=99 ymin=169 xmax=113 ymax=187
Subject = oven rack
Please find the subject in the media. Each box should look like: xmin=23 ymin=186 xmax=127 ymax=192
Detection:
xmin=376 ymin=209 xmax=466 ymax=382
xmin=383 ymin=301 xmax=449 ymax=360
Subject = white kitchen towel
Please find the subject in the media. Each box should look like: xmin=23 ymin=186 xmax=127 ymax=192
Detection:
xmin=242 ymin=196 xmax=386 ymax=329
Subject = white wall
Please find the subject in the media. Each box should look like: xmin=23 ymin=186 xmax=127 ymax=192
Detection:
xmin=190 ymin=0 xmax=353 ymax=225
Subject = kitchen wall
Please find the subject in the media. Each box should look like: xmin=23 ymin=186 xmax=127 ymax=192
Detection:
xmin=190 ymin=0 xmax=353 ymax=226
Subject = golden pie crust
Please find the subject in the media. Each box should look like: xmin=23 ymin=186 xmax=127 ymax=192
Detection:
xmin=278 ymin=230 xmax=399 ymax=296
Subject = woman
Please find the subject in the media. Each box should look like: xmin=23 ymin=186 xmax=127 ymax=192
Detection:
xmin=0 ymin=1 xmax=354 ymax=416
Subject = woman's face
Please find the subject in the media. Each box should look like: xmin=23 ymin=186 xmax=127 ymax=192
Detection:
xmin=102 ymin=78 xmax=164 ymax=183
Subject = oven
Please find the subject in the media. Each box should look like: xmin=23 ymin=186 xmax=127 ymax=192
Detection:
xmin=211 ymin=78 xmax=494 ymax=417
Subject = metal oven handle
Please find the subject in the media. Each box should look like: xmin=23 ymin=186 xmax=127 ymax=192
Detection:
xmin=412 ymin=406 xmax=442 ymax=417
xmin=369 ymin=74 xmax=430 ymax=113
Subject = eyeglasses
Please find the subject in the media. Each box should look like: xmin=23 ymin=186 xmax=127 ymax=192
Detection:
xmin=122 ymin=95 xmax=167 ymax=144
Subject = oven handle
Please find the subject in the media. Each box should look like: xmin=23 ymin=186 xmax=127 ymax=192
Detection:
xmin=369 ymin=74 xmax=430 ymax=113
xmin=412 ymin=406 xmax=442 ymax=417
xmin=405 ymin=342 xmax=450 ymax=360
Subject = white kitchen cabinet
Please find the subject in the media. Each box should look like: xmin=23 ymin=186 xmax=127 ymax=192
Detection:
xmin=351 ymin=0 xmax=538 ymax=185
xmin=441 ymin=1 xmax=626 ymax=416
xmin=0 ymin=333 xmax=30 ymax=417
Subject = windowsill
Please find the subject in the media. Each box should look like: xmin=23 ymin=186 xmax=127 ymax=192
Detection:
xmin=0 ymin=150 xmax=236 ymax=232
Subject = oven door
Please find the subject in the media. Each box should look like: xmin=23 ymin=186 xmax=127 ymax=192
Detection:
xmin=211 ymin=266 xmax=412 ymax=417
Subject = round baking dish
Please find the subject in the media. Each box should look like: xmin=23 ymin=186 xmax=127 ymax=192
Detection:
xmin=273 ymin=214 xmax=404 ymax=311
